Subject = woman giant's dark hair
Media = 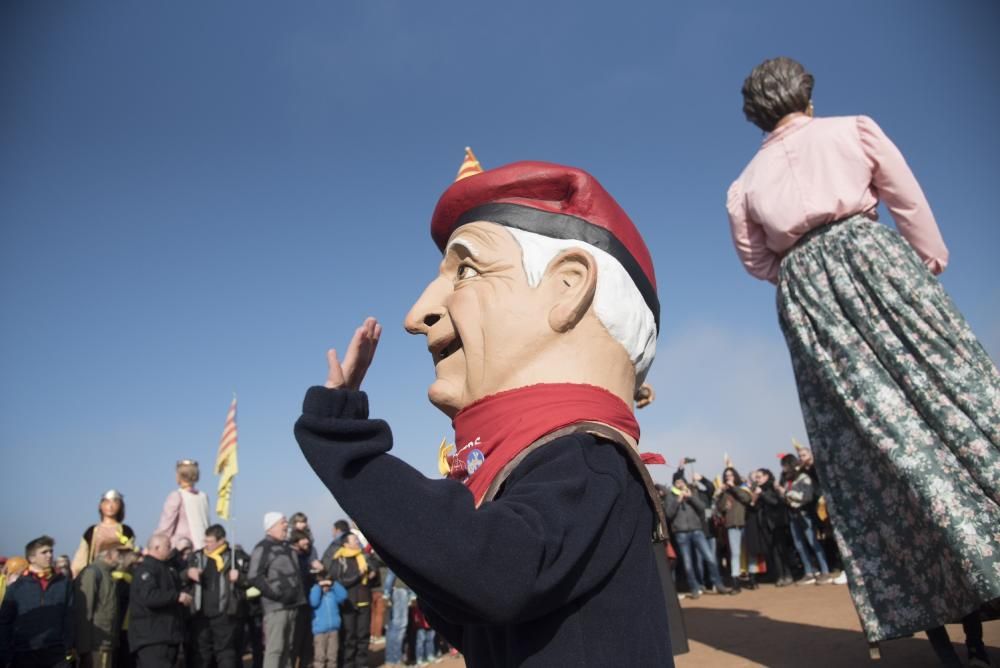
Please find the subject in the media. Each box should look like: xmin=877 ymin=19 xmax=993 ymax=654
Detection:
xmin=97 ymin=498 xmax=126 ymax=523
xmin=741 ymin=56 xmax=814 ymax=132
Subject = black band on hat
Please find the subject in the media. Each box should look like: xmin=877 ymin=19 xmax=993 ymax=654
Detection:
xmin=455 ymin=202 xmax=661 ymax=332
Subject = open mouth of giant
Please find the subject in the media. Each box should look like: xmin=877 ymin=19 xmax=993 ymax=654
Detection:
xmin=437 ymin=335 xmax=463 ymax=363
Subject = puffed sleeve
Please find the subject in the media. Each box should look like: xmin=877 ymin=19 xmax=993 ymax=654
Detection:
xmin=857 ymin=115 xmax=948 ymax=274
xmin=727 ymin=179 xmax=781 ymax=284
xmin=155 ymin=490 xmax=181 ymax=539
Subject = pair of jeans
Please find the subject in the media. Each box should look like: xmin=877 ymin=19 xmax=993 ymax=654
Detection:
xmin=726 ymin=527 xmax=744 ymax=578
xmin=415 ymin=628 xmax=436 ymax=663
xmin=790 ymin=512 xmax=829 ymax=575
xmin=692 ymin=535 xmax=717 ymax=586
xmin=384 ymin=589 xmax=410 ymax=664
xmin=675 ymin=530 xmax=724 ymax=592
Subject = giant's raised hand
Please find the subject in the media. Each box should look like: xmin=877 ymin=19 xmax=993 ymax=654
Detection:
xmin=325 ymin=317 xmax=382 ymax=391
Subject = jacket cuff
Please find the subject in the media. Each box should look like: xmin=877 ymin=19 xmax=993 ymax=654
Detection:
xmin=301 ymin=386 xmax=370 ymax=420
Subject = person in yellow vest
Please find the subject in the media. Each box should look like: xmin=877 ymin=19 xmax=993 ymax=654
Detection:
xmin=329 ymin=534 xmax=374 ymax=668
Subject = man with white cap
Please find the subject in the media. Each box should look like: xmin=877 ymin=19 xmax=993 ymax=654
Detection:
xmin=295 ymin=157 xmax=685 ymax=666
xmin=247 ymin=513 xmax=304 ymax=668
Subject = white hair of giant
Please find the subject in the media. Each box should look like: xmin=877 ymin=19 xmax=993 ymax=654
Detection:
xmin=505 ymin=227 xmax=657 ymax=386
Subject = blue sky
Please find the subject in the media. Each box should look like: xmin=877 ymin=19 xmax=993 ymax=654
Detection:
xmin=1 ymin=1 xmax=997 ymax=557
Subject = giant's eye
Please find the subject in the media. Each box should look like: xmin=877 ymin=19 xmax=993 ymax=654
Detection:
xmin=457 ymin=264 xmax=480 ymax=280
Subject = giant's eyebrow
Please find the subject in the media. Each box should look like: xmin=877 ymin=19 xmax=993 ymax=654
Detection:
xmin=445 ymin=236 xmax=481 ymax=259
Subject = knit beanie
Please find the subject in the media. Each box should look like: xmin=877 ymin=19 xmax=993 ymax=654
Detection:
xmin=263 ymin=512 xmax=284 ymax=532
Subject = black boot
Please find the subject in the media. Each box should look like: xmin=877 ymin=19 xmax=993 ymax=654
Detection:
xmin=926 ymin=626 xmax=962 ymax=667
xmin=748 ymin=574 xmax=759 ymax=590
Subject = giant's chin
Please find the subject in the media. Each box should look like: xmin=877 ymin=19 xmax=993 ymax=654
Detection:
xmin=427 ymin=378 xmax=464 ymax=418
xmin=427 ymin=344 xmax=468 ymax=418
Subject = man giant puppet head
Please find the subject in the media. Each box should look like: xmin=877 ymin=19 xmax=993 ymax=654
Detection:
xmin=404 ymin=160 xmax=659 ymax=418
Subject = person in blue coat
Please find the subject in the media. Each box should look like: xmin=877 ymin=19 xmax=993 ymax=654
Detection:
xmin=308 ymin=572 xmax=347 ymax=668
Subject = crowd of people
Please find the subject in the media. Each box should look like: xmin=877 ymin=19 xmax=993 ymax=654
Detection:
xmin=659 ymin=446 xmax=846 ymax=600
xmin=0 ymin=490 xmax=457 ymax=668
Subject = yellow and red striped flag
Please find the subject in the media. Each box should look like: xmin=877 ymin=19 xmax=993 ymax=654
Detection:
xmin=215 ymin=394 xmax=239 ymax=520
xmin=455 ymin=147 xmax=483 ymax=181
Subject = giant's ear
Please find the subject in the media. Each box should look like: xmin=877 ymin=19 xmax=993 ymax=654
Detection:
xmin=542 ymin=248 xmax=598 ymax=333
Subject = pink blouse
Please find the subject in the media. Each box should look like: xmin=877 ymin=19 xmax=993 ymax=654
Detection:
xmin=726 ymin=114 xmax=948 ymax=283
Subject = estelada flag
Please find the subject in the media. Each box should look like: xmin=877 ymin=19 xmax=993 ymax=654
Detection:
xmin=455 ymin=147 xmax=483 ymax=181
xmin=215 ymin=395 xmax=239 ymax=520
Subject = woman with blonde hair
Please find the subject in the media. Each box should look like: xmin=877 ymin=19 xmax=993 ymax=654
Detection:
xmin=155 ymin=459 xmax=211 ymax=551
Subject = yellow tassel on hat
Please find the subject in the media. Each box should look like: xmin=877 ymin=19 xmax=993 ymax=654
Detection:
xmin=455 ymin=147 xmax=483 ymax=181
xmin=723 ymin=452 xmax=734 ymax=469
xmin=792 ymin=436 xmax=808 ymax=454
xmin=438 ymin=437 xmax=456 ymax=477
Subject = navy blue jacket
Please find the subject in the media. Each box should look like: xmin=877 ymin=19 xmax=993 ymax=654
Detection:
xmin=129 ymin=557 xmax=184 ymax=651
xmin=0 ymin=572 xmax=73 ymax=662
xmin=295 ymin=387 xmax=673 ymax=668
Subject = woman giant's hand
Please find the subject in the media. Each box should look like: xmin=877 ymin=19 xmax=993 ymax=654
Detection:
xmin=325 ymin=317 xmax=382 ymax=391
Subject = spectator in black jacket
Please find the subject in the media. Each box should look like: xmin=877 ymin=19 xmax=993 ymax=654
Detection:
xmin=329 ymin=533 xmax=374 ymax=668
xmin=288 ymin=531 xmax=314 ymax=668
xmin=0 ymin=536 xmax=73 ymax=668
xmin=317 ymin=521 xmax=349 ymax=576
xmin=746 ymin=469 xmax=794 ymax=587
xmin=130 ymin=534 xmax=192 ymax=668
xmin=185 ymin=525 xmax=247 ymax=668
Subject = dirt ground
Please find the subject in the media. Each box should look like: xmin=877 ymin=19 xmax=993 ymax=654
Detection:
xmin=380 ymin=583 xmax=999 ymax=667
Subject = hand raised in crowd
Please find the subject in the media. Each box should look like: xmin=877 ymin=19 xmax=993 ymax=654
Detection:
xmin=178 ymin=591 xmax=193 ymax=606
xmin=326 ymin=317 xmax=382 ymax=391
xmin=186 ymin=567 xmax=201 ymax=583
xmin=228 ymin=569 xmax=239 ymax=583
xmin=693 ymin=472 xmax=703 ymax=482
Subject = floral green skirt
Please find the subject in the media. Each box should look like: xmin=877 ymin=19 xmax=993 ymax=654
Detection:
xmin=777 ymin=215 xmax=1000 ymax=643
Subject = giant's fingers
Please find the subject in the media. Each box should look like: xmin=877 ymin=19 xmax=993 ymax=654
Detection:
xmin=325 ymin=348 xmax=347 ymax=389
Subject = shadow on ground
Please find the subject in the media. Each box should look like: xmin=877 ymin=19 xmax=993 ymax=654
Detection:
xmin=682 ymin=607 xmax=997 ymax=667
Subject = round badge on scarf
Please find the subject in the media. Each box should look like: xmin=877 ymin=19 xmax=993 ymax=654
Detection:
xmin=466 ymin=449 xmax=485 ymax=475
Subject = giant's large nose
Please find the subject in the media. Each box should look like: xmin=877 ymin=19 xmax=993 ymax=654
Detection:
xmin=404 ymin=278 xmax=449 ymax=335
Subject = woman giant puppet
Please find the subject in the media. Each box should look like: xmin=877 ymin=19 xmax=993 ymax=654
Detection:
xmin=295 ymin=157 xmax=686 ymax=666
xmin=155 ymin=459 xmax=210 ymax=551
xmin=727 ymin=57 xmax=999 ymax=663
xmin=70 ymin=489 xmax=136 ymax=577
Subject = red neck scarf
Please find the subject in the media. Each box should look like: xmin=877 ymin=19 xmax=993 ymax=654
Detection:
xmin=448 ymin=383 xmax=645 ymax=506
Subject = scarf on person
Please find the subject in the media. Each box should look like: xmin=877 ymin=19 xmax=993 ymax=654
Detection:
xmin=28 ymin=567 xmax=54 ymax=591
xmin=333 ymin=546 xmax=368 ymax=585
xmin=448 ymin=383 xmax=659 ymax=507
xmin=206 ymin=541 xmax=228 ymax=572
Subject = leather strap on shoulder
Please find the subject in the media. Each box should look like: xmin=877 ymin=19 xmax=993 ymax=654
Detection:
xmin=480 ymin=421 xmax=668 ymax=543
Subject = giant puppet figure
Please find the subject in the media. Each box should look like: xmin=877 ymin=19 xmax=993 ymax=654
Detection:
xmin=295 ymin=156 xmax=686 ymax=666
xmin=155 ymin=459 xmax=210 ymax=551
